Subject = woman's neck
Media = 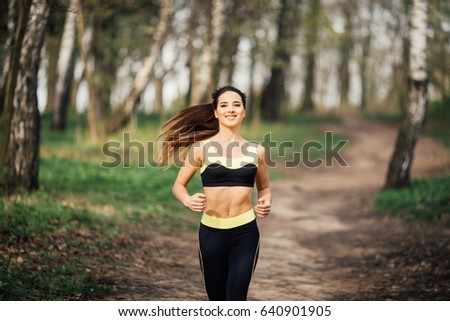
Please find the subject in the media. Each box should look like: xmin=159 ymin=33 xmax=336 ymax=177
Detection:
xmin=214 ymin=126 xmax=242 ymax=143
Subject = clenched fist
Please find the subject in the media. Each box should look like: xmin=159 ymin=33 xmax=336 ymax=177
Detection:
xmin=184 ymin=193 xmax=207 ymax=212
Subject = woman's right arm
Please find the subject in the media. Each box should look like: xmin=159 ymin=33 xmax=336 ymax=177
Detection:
xmin=172 ymin=141 xmax=206 ymax=212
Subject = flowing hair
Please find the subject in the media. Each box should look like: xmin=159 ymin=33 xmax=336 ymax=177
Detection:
xmin=157 ymin=86 xmax=246 ymax=168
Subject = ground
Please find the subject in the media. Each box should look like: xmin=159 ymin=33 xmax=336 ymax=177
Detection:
xmin=98 ymin=116 xmax=450 ymax=300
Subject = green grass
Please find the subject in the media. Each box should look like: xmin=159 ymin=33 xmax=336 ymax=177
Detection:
xmin=362 ymin=111 xmax=402 ymax=123
xmin=374 ymin=176 xmax=450 ymax=225
xmin=39 ymin=157 xmax=197 ymax=226
xmin=423 ymin=98 xmax=450 ymax=148
xmin=0 ymin=195 xmax=116 ymax=300
xmin=1 ymin=254 xmax=112 ymax=300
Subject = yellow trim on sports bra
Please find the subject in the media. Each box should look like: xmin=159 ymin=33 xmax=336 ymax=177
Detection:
xmin=201 ymin=208 xmax=256 ymax=229
xmin=200 ymin=139 xmax=259 ymax=173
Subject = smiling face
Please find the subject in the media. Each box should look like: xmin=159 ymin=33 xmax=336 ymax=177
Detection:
xmin=214 ymin=91 xmax=246 ymax=129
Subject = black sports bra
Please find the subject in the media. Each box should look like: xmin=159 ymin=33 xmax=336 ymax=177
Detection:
xmin=200 ymin=140 xmax=259 ymax=187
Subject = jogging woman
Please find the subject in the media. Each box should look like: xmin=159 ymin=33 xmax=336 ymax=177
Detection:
xmin=158 ymin=85 xmax=272 ymax=300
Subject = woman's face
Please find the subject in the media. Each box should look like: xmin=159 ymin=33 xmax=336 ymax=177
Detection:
xmin=214 ymin=91 xmax=246 ymax=128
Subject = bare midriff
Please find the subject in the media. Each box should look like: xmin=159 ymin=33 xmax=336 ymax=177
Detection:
xmin=203 ymin=186 xmax=253 ymax=218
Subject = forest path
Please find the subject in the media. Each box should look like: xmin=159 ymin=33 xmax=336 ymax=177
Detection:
xmin=101 ymin=116 xmax=450 ymax=300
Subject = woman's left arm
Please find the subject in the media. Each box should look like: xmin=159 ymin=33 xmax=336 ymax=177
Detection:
xmin=255 ymin=144 xmax=272 ymax=218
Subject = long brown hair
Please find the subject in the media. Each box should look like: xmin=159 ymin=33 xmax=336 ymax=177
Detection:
xmin=157 ymin=86 xmax=247 ymax=167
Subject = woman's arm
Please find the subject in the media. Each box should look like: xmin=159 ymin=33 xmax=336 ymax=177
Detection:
xmin=254 ymin=144 xmax=272 ymax=218
xmin=172 ymin=141 xmax=206 ymax=212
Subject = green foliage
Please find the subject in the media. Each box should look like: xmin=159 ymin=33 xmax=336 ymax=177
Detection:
xmin=423 ymin=97 xmax=450 ymax=148
xmin=375 ymin=176 xmax=450 ymax=224
xmin=362 ymin=111 xmax=402 ymax=123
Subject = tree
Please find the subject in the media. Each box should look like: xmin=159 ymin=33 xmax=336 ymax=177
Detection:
xmin=105 ymin=0 xmax=172 ymax=135
xmin=381 ymin=0 xmax=410 ymax=113
xmin=300 ymin=0 xmax=321 ymax=112
xmin=44 ymin=9 xmax=66 ymax=114
xmin=189 ymin=0 xmax=225 ymax=105
xmin=358 ymin=0 xmax=374 ymax=111
xmin=76 ymin=0 xmax=100 ymax=143
xmin=384 ymin=0 xmax=429 ymax=189
xmin=0 ymin=0 xmax=18 ymax=116
xmin=428 ymin=0 xmax=450 ymax=100
xmin=260 ymin=0 xmax=300 ymax=120
xmin=216 ymin=0 xmax=240 ymax=87
xmin=90 ymin=6 xmax=121 ymax=121
xmin=0 ymin=0 xmax=50 ymax=194
xmin=338 ymin=0 xmax=355 ymax=108
xmin=52 ymin=3 xmax=77 ymax=130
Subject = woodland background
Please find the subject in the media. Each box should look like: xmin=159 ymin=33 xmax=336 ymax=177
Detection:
xmin=0 ymin=0 xmax=449 ymax=300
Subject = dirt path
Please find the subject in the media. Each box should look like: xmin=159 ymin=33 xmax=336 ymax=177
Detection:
xmin=100 ymin=117 xmax=450 ymax=300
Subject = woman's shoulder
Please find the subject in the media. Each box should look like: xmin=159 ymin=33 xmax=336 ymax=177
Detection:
xmin=188 ymin=140 xmax=204 ymax=162
xmin=243 ymin=139 xmax=263 ymax=151
xmin=243 ymin=141 xmax=265 ymax=162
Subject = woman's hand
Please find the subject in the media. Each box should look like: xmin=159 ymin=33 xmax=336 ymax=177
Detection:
xmin=255 ymin=196 xmax=271 ymax=218
xmin=184 ymin=193 xmax=207 ymax=212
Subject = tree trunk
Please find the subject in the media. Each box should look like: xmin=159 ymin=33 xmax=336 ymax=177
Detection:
xmin=215 ymin=1 xmax=238 ymax=86
xmin=300 ymin=0 xmax=320 ymax=113
xmin=184 ymin=0 xmax=198 ymax=107
xmin=52 ymin=3 xmax=77 ymax=130
xmin=105 ymin=0 xmax=172 ymax=135
xmin=359 ymin=0 xmax=374 ymax=111
xmin=384 ymin=0 xmax=429 ymax=189
xmin=260 ymin=0 xmax=300 ymax=120
xmin=76 ymin=0 xmax=100 ymax=144
xmin=359 ymin=34 xmax=371 ymax=111
xmin=154 ymin=76 xmax=165 ymax=122
xmin=190 ymin=0 xmax=225 ymax=104
xmin=0 ymin=0 xmax=18 ymax=116
xmin=261 ymin=0 xmax=301 ymax=120
xmin=45 ymin=36 xmax=59 ymax=113
xmin=338 ymin=0 xmax=354 ymax=108
xmin=91 ymin=11 xmax=116 ymax=121
xmin=249 ymin=40 xmax=261 ymax=132
xmin=260 ymin=68 xmax=285 ymax=120
xmin=1 ymin=0 xmax=50 ymax=195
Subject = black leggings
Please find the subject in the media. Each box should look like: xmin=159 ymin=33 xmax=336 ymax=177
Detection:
xmin=198 ymin=219 xmax=260 ymax=301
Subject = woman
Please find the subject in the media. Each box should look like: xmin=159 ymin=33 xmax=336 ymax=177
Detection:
xmin=158 ymin=85 xmax=272 ymax=301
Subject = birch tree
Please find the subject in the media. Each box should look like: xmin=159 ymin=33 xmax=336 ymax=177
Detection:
xmin=189 ymin=0 xmax=225 ymax=105
xmin=105 ymin=0 xmax=172 ymax=135
xmin=0 ymin=0 xmax=50 ymax=194
xmin=384 ymin=0 xmax=429 ymax=189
